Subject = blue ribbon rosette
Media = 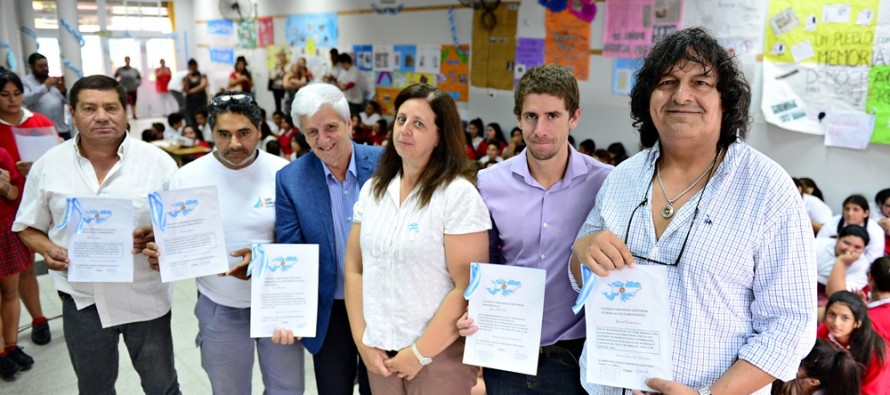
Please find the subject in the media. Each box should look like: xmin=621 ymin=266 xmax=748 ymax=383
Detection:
xmin=55 ymin=197 xmax=86 ymax=234
xmin=571 ymin=265 xmax=597 ymax=315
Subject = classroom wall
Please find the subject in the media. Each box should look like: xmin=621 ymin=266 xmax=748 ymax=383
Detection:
xmin=181 ymin=0 xmax=890 ymax=211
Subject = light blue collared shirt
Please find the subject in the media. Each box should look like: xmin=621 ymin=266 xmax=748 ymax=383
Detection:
xmin=323 ymin=144 xmax=359 ymax=300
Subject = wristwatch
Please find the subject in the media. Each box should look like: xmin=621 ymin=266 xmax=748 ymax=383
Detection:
xmin=698 ymin=385 xmax=711 ymax=395
xmin=411 ymin=343 xmax=433 ymax=366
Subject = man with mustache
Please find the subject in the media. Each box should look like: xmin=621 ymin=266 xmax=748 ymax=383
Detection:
xmin=142 ymin=91 xmax=305 ymax=394
xmin=273 ymin=83 xmax=380 ymax=395
xmin=570 ymin=28 xmax=815 ymax=394
xmin=457 ymin=64 xmax=612 ymax=394
xmin=22 ymin=53 xmax=70 ymax=140
xmin=14 ymin=75 xmax=181 ymax=394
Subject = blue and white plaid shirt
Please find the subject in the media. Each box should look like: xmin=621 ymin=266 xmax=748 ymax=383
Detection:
xmin=574 ymin=141 xmax=816 ymax=394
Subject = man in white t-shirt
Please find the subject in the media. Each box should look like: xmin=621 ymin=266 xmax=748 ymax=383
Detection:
xmin=143 ymin=92 xmax=304 ymax=394
xmin=336 ymin=53 xmax=364 ymax=116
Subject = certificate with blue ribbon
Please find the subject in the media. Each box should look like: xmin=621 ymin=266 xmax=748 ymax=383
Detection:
xmin=248 ymin=244 xmax=319 ymax=338
xmin=57 ymin=197 xmax=134 ymax=283
xmin=461 ymin=262 xmax=546 ymax=375
xmin=148 ymin=186 xmax=229 ymax=282
xmin=578 ymin=265 xmax=673 ymax=391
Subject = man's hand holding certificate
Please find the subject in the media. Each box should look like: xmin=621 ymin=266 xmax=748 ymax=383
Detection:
xmin=575 ymin=265 xmax=673 ymax=391
xmin=462 ymin=262 xmax=546 ymax=375
xmin=148 ymin=186 xmax=229 ymax=282
xmin=58 ymin=197 xmax=135 ymax=282
xmin=248 ymin=244 xmax=319 ymax=338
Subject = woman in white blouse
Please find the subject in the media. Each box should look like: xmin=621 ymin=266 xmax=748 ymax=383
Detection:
xmin=345 ymin=83 xmax=490 ymax=394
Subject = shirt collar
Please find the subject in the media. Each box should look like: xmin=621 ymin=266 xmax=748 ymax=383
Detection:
xmin=645 ymin=139 xmax=742 ymax=178
xmin=0 ymin=108 xmax=35 ymax=126
xmin=322 ymin=142 xmax=357 ymax=181
xmin=73 ymin=131 xmax=130 ymax=159
xmin=509 ymin=144 xmax=589 ymax=189
xmin=868 ymin=298 xmax=890 ymax=308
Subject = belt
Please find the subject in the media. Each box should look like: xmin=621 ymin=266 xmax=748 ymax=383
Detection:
xmin=539 ymin=338 xmax=585 ymax=360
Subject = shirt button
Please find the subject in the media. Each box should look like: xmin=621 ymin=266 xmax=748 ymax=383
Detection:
xmin=543 ymin=223 xmax=548 ymax=228
xmin=540 ymin=254 xmax=545 ymax=260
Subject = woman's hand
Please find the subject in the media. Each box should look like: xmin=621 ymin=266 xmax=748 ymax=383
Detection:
xmin=457 ymin=311 xmax=478 ymax=337
xmin=357 ymin=343 xmax=392 ymax=377
xmin=384 ymin=348 xmax=423 ymax=380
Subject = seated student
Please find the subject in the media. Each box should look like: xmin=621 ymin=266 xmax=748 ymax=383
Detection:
xmin=818 ymin=291 xmax=890 ymax=394
xmin=794 ymin=177 xmax=833 ymax=235
xmin=800 ymin=177 xmax=825 ymax=201
xmin=875 ymin=188 xmax=890 ymax=256
xmin=165 ymin=112 xmax=184 ymax=140
xmin=359 ymin=101 xmax=382 ymax=130
xmin=265 ymin=140 xmax=281 ymax=157
xmin=501 ymin=127 xmax=525 ymax=159
xmin=818 ymin=194 xmax=886 ymax=264
xmin=592 ymin=149 xmax=611 ymax=164
xmin=818 ymin=225 xmax=871 ymax=304
xmin=276 ymin=114 xmax=298 ymax=158
xmin=288 ymin=132 xmax=309 ymax=161
xmin=151 ymin=122 xmax=166 ymax=140
xmin=366 ymin=119 xmax=387 ymax=146
xmin=868 ymin=257 xmax=890 ymax=341
xmin=770 ymin=339 xmax=861 ymax=395
xmin=477 ymin=142 xmax=503 ymax=166
xmin=142 ymin=129 xmax=159 ymax=142
xmin=475 ymin=122 xmax=507 ymax=159
xmin=578 ymin=138 xmax=596 ymax=156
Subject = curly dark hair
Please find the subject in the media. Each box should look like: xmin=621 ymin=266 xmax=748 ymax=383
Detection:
xmin=630 ymin=27 xmax=751 ymax=150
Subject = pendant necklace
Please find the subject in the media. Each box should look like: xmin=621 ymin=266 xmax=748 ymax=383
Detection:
xmin=656 ymin=148 xmax=722 ymax=219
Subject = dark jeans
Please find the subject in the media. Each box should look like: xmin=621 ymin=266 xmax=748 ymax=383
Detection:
xmin=483 ymin=338 xmax=586 ymax=395
xmin=61 ymin=292 xmax=181 ymax=395
xmin=313 ymin=299 xmax=372 ymax=395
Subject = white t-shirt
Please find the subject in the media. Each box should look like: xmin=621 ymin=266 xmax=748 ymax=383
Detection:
xmin=354 ymin=176 xmax=491 ymax=350
xmin=359 ymin=112 xmax=381 ymax=127
xmin=337 ymin=66 xmax=363 ymax=105
xmin=13 ymin=135 xmax=177 ymax=327
xmin=168 ymin=150 xmax=288 ymax=308
xmin=803 ymin=194 xmax=833 ymax=226
xmin=814 ymin=237 xmax=869 ymax=291
xmin=816 ymin=215 xmax=885 ymax=264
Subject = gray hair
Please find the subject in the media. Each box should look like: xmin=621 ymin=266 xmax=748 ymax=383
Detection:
xmin=291 ymin=83 xmax=351 ymax=130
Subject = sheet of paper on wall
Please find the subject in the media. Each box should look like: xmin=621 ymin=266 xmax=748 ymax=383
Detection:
xmin=822 ymin=4 xmax=852 ymax=24
xmin=613 ymin=58 xmax=641 ymax=96
xmin=545 ymin=9 xmax=591 ymax=81
xmin=822 ymin=111 xmax=875 ymax=149
xmin=770 ymin=7 xmax=800 ymax=37
xmin=415 ymin=45 xmax=441 ymax=74
xmin=12 ymin=126 xmax=59 ymax=162
xmin=515 ymin=38 xmax=545 ymax=86
xmin=683 ymin=0 xmax=767 ymax=43
xmin=373 ymin=45 xmax=395 ymax=72
xmin=761 ymin=61 xmax=820 ymax=134
xmin=791 ymin=41 xmax=815 ymax=63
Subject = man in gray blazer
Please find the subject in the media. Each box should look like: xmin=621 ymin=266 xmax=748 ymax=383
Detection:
xmin=275 ymin=83 xmax=381 ymax=395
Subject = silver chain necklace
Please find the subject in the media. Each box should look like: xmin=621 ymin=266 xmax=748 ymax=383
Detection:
xmin=656 ymin=148 xmax=722 ymax=219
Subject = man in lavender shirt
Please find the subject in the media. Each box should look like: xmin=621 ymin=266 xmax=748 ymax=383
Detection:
xmin=458 ymin=64 xmax=612 ymax=394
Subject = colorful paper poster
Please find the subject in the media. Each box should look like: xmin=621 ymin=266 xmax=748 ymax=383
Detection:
xmin=266 ymin=44 xmax=290 ymax=71
xmin=545 ymin=9 xmax=591 ymax=80
xmin=285 ymin=13 xmax=338 ymax=47
xmin=613 ymin=58 xmax=642 ymax=96
xmin=602 ymin=0 xmax=683 ymax=58
xmin=237 ymin=20 xmax=257 ymax=49
xmin=416 ymin=45 xmax=441 ymax=74
xmin=867 ymin=65 xmax=890 ymax=144
xmin=764 ymin=0 xmax=879 ymax=67
xmin=375 ymin=87 xmax=401 ymax=115
xmin=209 ymin=48 xmax=235 ymax=65
xmin=354 ymin=45 xmax=373 ymax=72
xmin=373 ymin=45 xmax=395 ymax=72
xmin=207 ymin=19 xmax=234 ymax=35
xmin=602 ymin=0 xmax=652 ymax=58
xmin=392 ymin=71 xmax=436 ymax=89
xmin=439 ymin=44 xmax=470 ymax=102
xmin=515 ymin=38 xmax=545 ymax=85
xmin=393 ymin=45 xmax=417 ymax=72
xmin=471 ymin=2 xmax=519 ymax=89
xmin=257 ymin=17 xmax=274 ymax=47
xmin=376 ymin=71 xmax=394 ymax=88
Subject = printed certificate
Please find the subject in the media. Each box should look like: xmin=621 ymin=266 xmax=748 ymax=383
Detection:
xmin=148 ymin=186 xmax=229 ymax=282
xmin=249 ymin=244 xmax=319 ymax=338
xmin=60 ymin=197 xmax=135 ymax=283
xmin=12 ymin=126 xmax=59 ymax=162
xmin=462 ymin=262 xmax=546 ymax=375
xmin=583 ymin=265 xmax=673 ymax=391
